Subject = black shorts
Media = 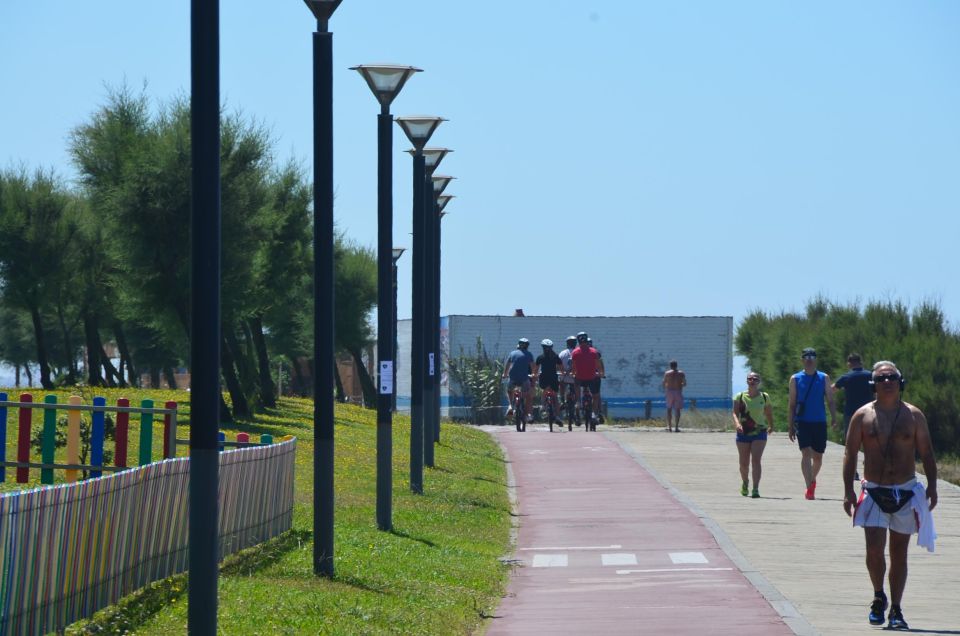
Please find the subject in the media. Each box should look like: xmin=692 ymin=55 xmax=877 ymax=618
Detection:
xmin=538 ymin=376 xmax=559 ymax=392
xmin=796 ymin=421 xmax=827 ymax=453
xmin=576 ymin=378 xmax=600 ymax=394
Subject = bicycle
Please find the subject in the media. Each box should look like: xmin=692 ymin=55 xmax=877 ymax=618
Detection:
xmin=561 ymin=382 xmax=577 ymax=431
xmin=511 ymin=385 xmax=526 ymax=432
xmin=581 ymin=385 xmax=596 ymax=432
xmin=541 ymin=387 xmax=559 ymax=432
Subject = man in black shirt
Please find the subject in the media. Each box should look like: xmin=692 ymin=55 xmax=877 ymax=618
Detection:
xmin=832 ymin=353 xmax=873 ymax=440
xmin=536 ymin=339 xmax=562 ymax=424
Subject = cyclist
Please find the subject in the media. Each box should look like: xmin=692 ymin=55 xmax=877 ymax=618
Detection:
xmin=535 ymin=339 xmax=562 ymax=425
xmin=558 ymin=336 xmax=579 ymax=421
xmin=587 ymin=337 xmax=607 ymax=423
xmin=503 ymin=337 xmax=536 ymax=423
xmin=571 ymin=332 xmax=601 ymax=423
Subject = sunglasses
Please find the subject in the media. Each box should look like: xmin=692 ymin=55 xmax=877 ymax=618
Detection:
xmin=802 ymin=355 xmax=816 ymax=360
xmin=873 ymin=374 xmax=901 ymax=383
xmin=746 ymin=377 xmax=760 ymax=383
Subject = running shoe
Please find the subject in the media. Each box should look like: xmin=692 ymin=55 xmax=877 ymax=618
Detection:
xmin=740 ymin=482 xmax=749 ymax=497
xmin=869 ymin=594 xmax=887 ymax=625
xmin=887 ymin=606 xmax=908 ymax=630
xmin=751 ymin=488 xmax=760 ymax=499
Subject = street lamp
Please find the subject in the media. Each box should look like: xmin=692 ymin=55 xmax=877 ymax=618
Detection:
xmin=396 ymin=115 xmax=444 ymax=493
xmin=303 ymin=0 xmax=342 ymax=578
xmin=352 ymin=65 xmax=420 ymax=531
xmin=436 ymin=194 xmax=455 ymax=213
xmin=391 ymin=247 xmax=406 ymax=413
xmin=428 ymin=178 xmax=454 ymax=448
xmin=405 ymin=150 xmax=451 ymax=466
xmin=189 ymin=0 xmax=221 ymax=630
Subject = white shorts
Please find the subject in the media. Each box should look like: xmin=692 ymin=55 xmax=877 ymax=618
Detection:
xmin=853 ymin=479 xmax=918 ymax=535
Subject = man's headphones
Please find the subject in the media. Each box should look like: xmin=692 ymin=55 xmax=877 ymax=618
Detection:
xmin=869 ymin=374 xmax=906 ymax=393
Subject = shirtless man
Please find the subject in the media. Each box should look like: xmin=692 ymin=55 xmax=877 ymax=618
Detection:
xmin=662 ymin=360 xmax=686 ymax=432
xmin=843 ymin=360 xmax=938 ymax=630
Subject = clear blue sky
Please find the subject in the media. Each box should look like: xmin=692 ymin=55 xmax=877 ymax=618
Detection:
xmin=3 ymin=1 xmax=959 ymax=386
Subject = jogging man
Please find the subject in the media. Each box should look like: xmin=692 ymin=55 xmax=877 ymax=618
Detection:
xmin=571 ymin=332 xmax=600 ymax=423
xmin=662 ymin=360 xmax=686 ymax=432
xmin=535 ymin=339 xmax=562 ymax=424
xmin=788 ymin=347 xmax=837 ymax=500
xmin=843 ymin=360 xmax=937 ymax=630
xmin=503 ymin=338 xmax=536 ymax=423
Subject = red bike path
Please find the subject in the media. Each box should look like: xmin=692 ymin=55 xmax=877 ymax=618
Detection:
xmin=484 ymin=427 xmax=796 ymax=635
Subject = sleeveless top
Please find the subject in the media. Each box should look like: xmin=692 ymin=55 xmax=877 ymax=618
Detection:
xmin=793 ymin=370 xmax=826 ymax=422
xmin=734 ymin=390 xmax=769 ymax=435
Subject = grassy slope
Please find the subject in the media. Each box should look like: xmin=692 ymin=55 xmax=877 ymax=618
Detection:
xmin=1 ymin=390 xmax=512 ymax=635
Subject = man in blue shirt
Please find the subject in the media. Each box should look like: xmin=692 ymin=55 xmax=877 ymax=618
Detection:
xmin=503 ymin=338 xmax=536 ymax=424
xmin=833 ymin=353 xmax=873 ymax=440
xmin=787 ymin=347 xmax=837 ymax=500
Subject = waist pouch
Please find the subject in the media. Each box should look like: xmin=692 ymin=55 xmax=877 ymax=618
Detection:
xmin=866 ymin=487 xmax=914 ymax=514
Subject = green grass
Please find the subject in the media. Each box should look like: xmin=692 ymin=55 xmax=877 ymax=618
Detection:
xmin=1 ymin=390 xmax=513 ymax=634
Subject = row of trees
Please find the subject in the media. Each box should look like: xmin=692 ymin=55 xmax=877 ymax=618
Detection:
xmin=736 ymin=297 xmax=960 ymax=453
xmin=0 ymin=86 xmax=378 ymax=419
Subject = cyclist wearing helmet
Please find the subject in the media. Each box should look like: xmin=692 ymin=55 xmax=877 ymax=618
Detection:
xmin=558 ymin=336 xmax=579 ymax=418
xmin=587 ymin=337 xmax=607 ymax=423
xmin=535 ymin=340 xmax=562 ymax=392
xmin=503 ymin=338 xmax=536 ymax=422
xmin=572 ymin=332 xmax=602 ymax=421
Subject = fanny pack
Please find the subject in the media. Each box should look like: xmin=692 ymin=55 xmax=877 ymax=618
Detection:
xmin=866 ymin=487 xmax=914 ymax=514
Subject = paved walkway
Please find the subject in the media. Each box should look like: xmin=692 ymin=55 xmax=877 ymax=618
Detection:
xmin=487 ymin=424 xmax=960 ymax=635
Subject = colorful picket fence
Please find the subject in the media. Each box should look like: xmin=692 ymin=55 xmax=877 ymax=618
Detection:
xmin=0 ymin=437 xmax=296 ymax=636
xmin=0 ymin=393 xmax=179 ymax=484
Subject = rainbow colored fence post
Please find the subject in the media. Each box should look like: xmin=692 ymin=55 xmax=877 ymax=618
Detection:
xmin=41 ymin=395 xmax=57 ymax=484
xmin=90 ymin=397 xmax=106 ymax=478
xmin=65 ymin=396 xmax=82 ymax=483
xmin=16 ymin=393 xmax=32 ymax=483
xmin=0 ymin=392 xmax=7 ymax=482
xmin=237 ymin=432 xmax=250 ymax=448
xmin=138 ymin=398 xmax=153 ymax=466
xmin=115 ymin=398 xmax=129 ymax=468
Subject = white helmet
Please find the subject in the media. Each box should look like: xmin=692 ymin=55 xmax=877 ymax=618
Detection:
xmin=541 ymin=339 xmax=553 ymax=348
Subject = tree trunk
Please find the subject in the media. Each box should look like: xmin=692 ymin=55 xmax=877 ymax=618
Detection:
xmin=333 ymin=359 xmax=345 ymax=402
xmin=289 ymin=356 xmax=307 ymax=396
xmin=219 ymin=393 xmax=233 ymax=423
xmin=228 ymin=326 xmax=260 ymax=409
xmin=56 ymin=304 xmax=78 ymax=385
xmin=83 ymin=310 xmax=103 ymax=386
xmin=149 ymin=366 xmax=160 ymax=388
xmin=29 ymin=305 xmax=54 ymax=389
xmin=348 ymin=347 xmax=377 ymax=407
xmin=163 ymin=366 xmax=178 ymax=390
xmin=248 ymin=315 xmax=276 ymax=408
xmin=101 ymin=347 xmax=123 ymax=387
xmin=220 ymin=335 xmax=250 ymax=418
xmin=113 ymin=321 xmax=137 ymax=387
xmin=15 ymin=365 xmax=21 ymax=388
xmin=25 ymin=365 xmax=33 ymax=387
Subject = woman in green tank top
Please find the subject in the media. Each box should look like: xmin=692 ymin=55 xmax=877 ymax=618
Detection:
xmin=733 ymin=372 xmax=775 ymax=498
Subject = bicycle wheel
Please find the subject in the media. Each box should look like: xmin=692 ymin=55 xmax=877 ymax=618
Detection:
xmin=547 ymin=399 xmax=554 ymax=432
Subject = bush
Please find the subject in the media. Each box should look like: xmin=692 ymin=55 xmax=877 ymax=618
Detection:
xmin=447 ymin=336 xmax=504 ymax=425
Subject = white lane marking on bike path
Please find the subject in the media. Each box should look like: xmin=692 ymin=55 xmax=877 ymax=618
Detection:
xmin=601 ymin=553 xmax=638 ymax=566
xmin=532 ymin=554 xmax=568 ymax=567
xmin=669 ymin=551 xmax=709 ymax=564
xmin=616 ymin=567 xmax=733 ymax=575
xmin=520 ymin=545 xmax=622 ymax=551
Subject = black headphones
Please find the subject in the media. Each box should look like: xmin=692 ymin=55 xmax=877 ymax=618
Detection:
xmin=869 ymin=373 xmax=906 ymax=393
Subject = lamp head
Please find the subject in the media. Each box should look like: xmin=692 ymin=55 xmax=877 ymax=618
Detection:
xmin=396 ymin=116 xmax=446 ymax=153
xmin=303 ymin=0 xmax=342 ymax=30
xmin=350 ymin=64 xmax=421 ymax=109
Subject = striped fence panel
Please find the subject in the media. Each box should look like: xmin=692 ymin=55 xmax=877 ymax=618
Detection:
xmin=0 ymin=438 xmax=296 ymax=636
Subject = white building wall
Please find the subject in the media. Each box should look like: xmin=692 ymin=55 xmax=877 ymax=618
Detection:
xmin=397 ymin=315 xmax=733 ymax=419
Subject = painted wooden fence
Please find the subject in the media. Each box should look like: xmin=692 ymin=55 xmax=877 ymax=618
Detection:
xmin=0 ymin=437 xmax=296 ymax=635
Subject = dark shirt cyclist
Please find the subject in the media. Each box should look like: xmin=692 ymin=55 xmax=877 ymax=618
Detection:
xmin=535 ymin=339 xmax=562 ymax=392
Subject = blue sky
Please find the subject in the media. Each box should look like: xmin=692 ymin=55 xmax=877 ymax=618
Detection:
xmin=3 ymin=1 xmax=959 ymax=387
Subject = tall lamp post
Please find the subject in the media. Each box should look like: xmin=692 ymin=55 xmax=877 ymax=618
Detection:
xmin=189 ymin=0 xmax=221 ymax=630
xmin=351 ymin=64 xmax=421 ymax=531
xmin=429 ymin=176 xmax=455 ymax=449
xmin=396 ymin=116 xmax=445 ymax=493
xmin=406 ymin=149 xmax=452 ymax=466
xmin=391 ymin=247 xmax=406 ymax=412
xmin=303 ymin=0 xmax=342 ymax=578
